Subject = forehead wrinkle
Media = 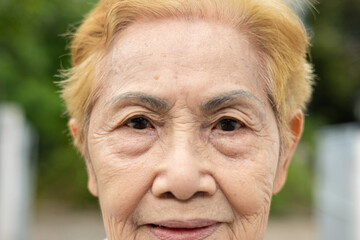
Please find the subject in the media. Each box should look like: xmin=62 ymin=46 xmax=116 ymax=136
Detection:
xmin=109 ymin=50 xmax=155 ymax=75
xmin=201 ymin=90 xmax=266 ymax=113
xmin=107 ymin=19 xmax=257 ymax=72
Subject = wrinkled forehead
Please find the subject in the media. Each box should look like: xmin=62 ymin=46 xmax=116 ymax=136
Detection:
xmin=97 ymin=18 xmax=262 ymax=84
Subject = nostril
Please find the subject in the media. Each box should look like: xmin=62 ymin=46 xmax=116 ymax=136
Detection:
xmin=159 ymin=190 xmax=211 ymax=201
xmin=151 ymin=163 xmax=217 ymax=200
xmin=193 ymin=191 xmax=210 ymax=198
xmin=159 ymin=191 xmax=176 ymax=199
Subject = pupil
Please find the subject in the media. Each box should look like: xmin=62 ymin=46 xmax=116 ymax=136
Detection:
xmin=129 ymin=117 xmax=149 ymax=129
xmin=219 ymin=119 xmax=237 ymax=131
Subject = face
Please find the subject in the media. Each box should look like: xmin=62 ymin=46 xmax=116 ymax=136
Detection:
xmin=81 ymin=18 xmax=289 ymax=240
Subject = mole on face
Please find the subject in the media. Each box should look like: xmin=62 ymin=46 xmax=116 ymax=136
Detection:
xmin=174 ymin=70 xmax=178 ymax=80
xmin=153 ymin=75 xmax=160 ymax=80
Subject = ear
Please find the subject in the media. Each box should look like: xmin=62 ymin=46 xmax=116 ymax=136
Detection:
xmin=273 ymin=109 xmax=304 ymax=194
xmin=86 ymin=162 xmax=99 ymax=197
xmin=68 ymin=118 xmax=82 ymax=151
xmin=68 ymin=118 xmax=78 ymax=139
xmin=68 ymin=118 xmax=99 ymax=197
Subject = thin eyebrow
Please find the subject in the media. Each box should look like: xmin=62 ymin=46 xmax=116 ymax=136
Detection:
xmin=106 ymin=92 xmax=170 ymax=112
xmin=201 ymin=90 xmax=265 ymax=113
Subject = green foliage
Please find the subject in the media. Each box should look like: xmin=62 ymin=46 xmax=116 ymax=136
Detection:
xmin=0 ymin=0 xmax=98 ymax=206
xmin=308 ymin=0 xmax=360 ymax=123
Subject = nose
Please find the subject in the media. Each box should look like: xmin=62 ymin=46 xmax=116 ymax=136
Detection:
xmin=151 ymin=137 xmax=217 ymax=201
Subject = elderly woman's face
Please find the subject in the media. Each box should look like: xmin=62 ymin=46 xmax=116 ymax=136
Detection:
xmin=85 ymin=19 xmax=284 ymax=240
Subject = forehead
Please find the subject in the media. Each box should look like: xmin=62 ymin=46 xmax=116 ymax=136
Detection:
xmin=95 ymin=18 xmax=265 ymax=108
xmin=101 ymin=18 xmax=259 ymax=78
xmin=111 ymin=18 xmax=249 ymax=55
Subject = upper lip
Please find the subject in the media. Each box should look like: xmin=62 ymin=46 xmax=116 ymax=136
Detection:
xmin=149 ymin=220 xmax=218 ymax=228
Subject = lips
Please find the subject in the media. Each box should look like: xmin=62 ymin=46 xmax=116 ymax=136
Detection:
xmin=147 ymin=220 xmax=220 ymax=240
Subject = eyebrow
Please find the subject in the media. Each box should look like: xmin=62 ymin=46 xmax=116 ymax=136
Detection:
xmin=106 ymin=92 xmax=170 ymax=112
xmin=201 ymin=90 xmax=265 ymax=113
xmin=105 ymin=90 xmax=264 ymax=115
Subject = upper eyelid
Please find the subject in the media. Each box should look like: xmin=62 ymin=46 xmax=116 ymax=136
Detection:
xmin=111 ymin=106 xmax=252 ymax=127
xmin=124 ymin=115 xmax=148 ymax=122
xmin=106 ymin=103 xmax=165 ymax=120
xmin=205 ymin=110 xmax=249 ymax=125
xmin=217 ymin=116 xmax=244 ymax=122
xmin=120 ymin=114 xmax=164 ymax=128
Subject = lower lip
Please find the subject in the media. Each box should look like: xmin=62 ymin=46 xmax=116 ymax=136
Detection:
xmin=147 ymin=223 xmax=220 ymax=240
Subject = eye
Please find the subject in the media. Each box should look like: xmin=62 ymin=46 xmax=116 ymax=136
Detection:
xmin=216 ymin=118 xmax=243 ymax=132
xmin=126 ymin=117 xmax=152 ymax=130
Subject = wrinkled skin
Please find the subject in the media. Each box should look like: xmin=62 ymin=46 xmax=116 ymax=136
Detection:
xmin=70 ymin=18 xmax=303 ymax=240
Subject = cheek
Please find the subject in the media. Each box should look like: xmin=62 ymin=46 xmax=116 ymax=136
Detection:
xmin=88 ymin=136 xmax=160 ymax=221
xmin=97 ymin=163 xmax=149 ymax=216
xmin=210 ymin=133 xmax=279 ymax=217
xmin=217 ymin=165 xmax=274 ymax=217
xmin=209 ymin=131 xmax=256 ymax=159
xmin=105 ymin=129 xmax=158 ymax=158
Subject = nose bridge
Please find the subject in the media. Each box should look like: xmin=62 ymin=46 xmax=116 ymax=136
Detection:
xmin=167 ymin=117 xmax=202 ymax=171
xmin=151 ymin=129 xmax=217 ymax=200
xmin=168 ymin=131 xmax=199 ymax=178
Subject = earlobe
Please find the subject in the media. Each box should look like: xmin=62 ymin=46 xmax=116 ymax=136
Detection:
xmin=273 ymin=109 xmax=304 ymax=194
xmin=86 ymin=163 xmax=99 ymax=197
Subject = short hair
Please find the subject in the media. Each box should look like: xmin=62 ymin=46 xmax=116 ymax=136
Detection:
xmin=60 ymin=0 xmax=314 ymax=151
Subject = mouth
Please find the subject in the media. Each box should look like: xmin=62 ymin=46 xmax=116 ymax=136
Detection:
xmin=147 ymin=220 xmax=220 ymax=240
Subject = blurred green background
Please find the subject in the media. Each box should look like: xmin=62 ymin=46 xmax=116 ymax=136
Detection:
xmin=0 ymin=0 xmax=359 ymax=216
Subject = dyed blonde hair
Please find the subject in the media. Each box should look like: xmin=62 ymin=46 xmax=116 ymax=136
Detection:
xmin=60 ymin=0 xmax=313 ymax=150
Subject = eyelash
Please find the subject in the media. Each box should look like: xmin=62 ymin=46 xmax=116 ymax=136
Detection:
xmin=212 ymin=117 xmax=246 ymax=131
xmin=122 ymin=117 xmax=245 ymax=131
xmin=118 ymin=113 xmax=247 ymax=133
xmin=120 ymin=115 xmax=154 ymax=129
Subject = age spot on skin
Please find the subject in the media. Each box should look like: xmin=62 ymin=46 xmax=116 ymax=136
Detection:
xmin=153 ymin=75 xmax=160 ymax=80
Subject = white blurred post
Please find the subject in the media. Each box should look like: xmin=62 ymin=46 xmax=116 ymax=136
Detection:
xmin=356 ymin=136 xmax=360 ymax=240
xmin=0 ymin=104 xmax=36 ymax=240
xmin=316 ymin=123 xmax=360 ymax=240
